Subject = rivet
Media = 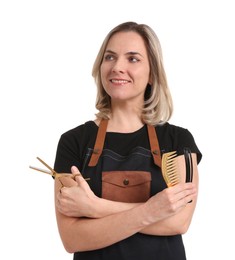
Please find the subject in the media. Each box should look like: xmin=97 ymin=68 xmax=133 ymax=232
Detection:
xmin=123 ymin=179 xmax=129 ymax=185
xmin=93 ymin=149 xmax=100 ymax=154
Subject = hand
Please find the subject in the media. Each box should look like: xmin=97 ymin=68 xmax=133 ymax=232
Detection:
xmin=56 ymin=166 xmax=99 ymax=218
xmin=143 ymin=182 xmax=197 ymax=225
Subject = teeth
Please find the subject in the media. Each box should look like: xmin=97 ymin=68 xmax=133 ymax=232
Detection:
xmin=111 ymin=79 xmax=128 ymax=84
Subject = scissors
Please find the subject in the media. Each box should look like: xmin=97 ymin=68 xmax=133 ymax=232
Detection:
xmin=29 ymin=157 xmax=90 ymax=180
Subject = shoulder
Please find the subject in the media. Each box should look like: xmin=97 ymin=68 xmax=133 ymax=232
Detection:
xmin=156 ymin=122 xmax=202 ymax=163
xmin=156 ymin=122 xmax=190 ymax=137
xmin=59 ymin=120 xmax=98 ymax=146
xmin=62 ymin=120 xmax=97 ymax=137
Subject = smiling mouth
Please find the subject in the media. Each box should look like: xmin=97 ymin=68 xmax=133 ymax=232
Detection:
xmin=110 ymin=79 xmax=130 ymax=84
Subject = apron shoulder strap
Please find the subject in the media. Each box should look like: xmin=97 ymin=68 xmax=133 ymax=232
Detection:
xmin=88 ymin=119 xmax=162 ymax=168
xmin=147 ymin=124 xmax=162 ymax=168
xmin=88 ymin=119 xmax=108 ymax=167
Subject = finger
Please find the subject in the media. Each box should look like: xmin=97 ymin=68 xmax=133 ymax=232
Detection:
xmin=178 ymin=182 xmax=195 ymax=190
xmin=170 ymin=182 xmax=195 ymax=195
xmin=57 ymin=178 xmax=65 ymax=194
xmin=60 ymin=186 xmax=66 ymax=194
xmin=167 ymin=183 xmax=196 ymax=206
xmin=178 ymin=187 xmax=197 ymax=205
xmin=58 ymin=175 xmax=77 ymax=188
xmin=71 ymin=166 xmax=84 ymax=183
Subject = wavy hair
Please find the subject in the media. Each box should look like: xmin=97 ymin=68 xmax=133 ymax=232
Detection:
xmin=92 ymin=21 xmax=173 ymax=125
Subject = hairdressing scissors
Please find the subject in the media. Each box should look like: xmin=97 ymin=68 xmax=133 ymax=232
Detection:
xmin=29 ymin=157 xmax=90 ymax=180
xmin=29 ymin=157 xmax=71 ymax=178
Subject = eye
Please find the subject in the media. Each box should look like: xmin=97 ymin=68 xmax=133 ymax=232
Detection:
xmin=104 ymin=54 xmax=115 ymax=61
xmin=129 ymin=56 xmax=140 ymax=63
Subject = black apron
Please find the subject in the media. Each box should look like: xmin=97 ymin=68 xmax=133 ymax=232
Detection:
xmin=81 ymin=119 xmax=167 ymax=201
xmin=75 ymin=119 xmax=186 ymax=260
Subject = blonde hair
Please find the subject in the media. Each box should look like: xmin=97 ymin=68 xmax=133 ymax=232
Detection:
xmin=92 ymin=21 xmax=173 ymax=125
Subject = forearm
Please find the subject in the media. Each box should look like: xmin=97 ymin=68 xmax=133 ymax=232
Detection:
xmin=95 ymin=154 xmax=199 ymax=236
xmin=95 ymin=196 xmax=196 ymax=236
xmin=140 ymin=197 xmax=197 ymax=235
xmin=55 ymin=175 xmax=153 ymax=252
xmin=55 ymin=161 xmax=198 ymax=252
xmin=56 ymin=203 xmax=153 ymax=253
xmin=95 ymin=197 xmax=141 ymax=217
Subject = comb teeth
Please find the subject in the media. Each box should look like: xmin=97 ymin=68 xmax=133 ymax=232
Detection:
xmin=161 ymin=151 xmax=180 ymax=187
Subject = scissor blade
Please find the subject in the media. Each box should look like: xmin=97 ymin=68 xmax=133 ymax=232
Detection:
xmin=36 ymin=157 xmax=57 ymax=175
xmin=29 ymin=165 xmax=53 ymax=175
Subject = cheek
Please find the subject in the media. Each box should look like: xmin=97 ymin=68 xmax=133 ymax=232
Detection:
xmin=100 ymin=65 xmax=109 ymax=91
xmin=142 ymin=68 xmax=151 ymax=85
xmin=135 ymin=68 xmax=150 ymax=85
xmin=100 ymin=64 xmax=108 ymax=81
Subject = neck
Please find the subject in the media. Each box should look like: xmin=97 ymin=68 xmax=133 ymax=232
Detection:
xmin=107 ymin=107 xmax=144 ymax=133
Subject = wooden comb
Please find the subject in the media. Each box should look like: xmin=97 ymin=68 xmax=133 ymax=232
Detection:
xmin=161 ymin=151 xmax=180 ymax=187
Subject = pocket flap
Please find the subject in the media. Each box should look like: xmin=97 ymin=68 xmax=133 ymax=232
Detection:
xmin=102 ymin=171 xmax=151 ymax=188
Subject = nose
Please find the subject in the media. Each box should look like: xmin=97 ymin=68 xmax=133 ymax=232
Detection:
xmin=112 ymin=58 xmax=126 ymax=73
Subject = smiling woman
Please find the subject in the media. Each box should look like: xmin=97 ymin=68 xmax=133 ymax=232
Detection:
xmin=92 ymin=22 xmax=173 ymax=128
xmin=53 ymin=21 xmax=202 ymax=260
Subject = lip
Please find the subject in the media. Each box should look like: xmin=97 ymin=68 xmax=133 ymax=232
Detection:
xmin=109 ymin=78 xmax=131 ymax=85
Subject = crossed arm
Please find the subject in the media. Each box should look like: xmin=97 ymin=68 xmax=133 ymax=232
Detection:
xmin=54 ymin=154 xmax=199 ymax=253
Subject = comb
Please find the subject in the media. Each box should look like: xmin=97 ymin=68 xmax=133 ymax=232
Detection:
xmin=161 ymin=151 xmax=180 ymax=187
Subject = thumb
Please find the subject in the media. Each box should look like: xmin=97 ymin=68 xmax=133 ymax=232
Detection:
xmin=71 ymin=166 xmax=84 ymax=183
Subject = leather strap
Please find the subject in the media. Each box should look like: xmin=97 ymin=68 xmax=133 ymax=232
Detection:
xmin=88 ymin=119 xmax=161 ymax=168
xmin=147 ymin=124 xmax=162 ymax=168
xmin=88 ymin=119 xmax=108 ymax=167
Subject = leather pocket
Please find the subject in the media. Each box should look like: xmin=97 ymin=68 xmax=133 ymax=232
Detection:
xmin=102 ymin=171 xmax=151 ymax=203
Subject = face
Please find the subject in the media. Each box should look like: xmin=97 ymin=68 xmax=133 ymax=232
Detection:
xmin=100 ymin=31 xmax=151 ymax=106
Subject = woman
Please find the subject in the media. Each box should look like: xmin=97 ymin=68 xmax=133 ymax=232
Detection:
xmin=54 ymin=21 xmax=202 ymax=260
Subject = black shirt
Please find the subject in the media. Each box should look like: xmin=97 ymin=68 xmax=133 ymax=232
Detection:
xmin=54 ymin=121 xmax=202 ymax=173
xmin=54 ymin=121 xmax=202 ymax=260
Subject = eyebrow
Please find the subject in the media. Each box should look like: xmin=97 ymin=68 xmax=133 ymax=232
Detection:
xmin=105 ymin=50 xmax=143 ymax=57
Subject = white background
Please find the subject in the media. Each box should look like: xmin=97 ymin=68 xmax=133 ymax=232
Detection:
xmin=0 ymin=0 xmax=234 ymax=259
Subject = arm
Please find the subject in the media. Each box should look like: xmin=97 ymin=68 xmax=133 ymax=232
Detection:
xmin=92 ymin=154 xmax=199 ymax=235
xmin=55 ymin=173 xmax=151 ymax=253
xmin=55 ymin=157 xmax=197 ymax=253
xmin=141 ymin=153 xmax=199 ymax=235
xmin=57 ymin=154 xmax=198 ymax=234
